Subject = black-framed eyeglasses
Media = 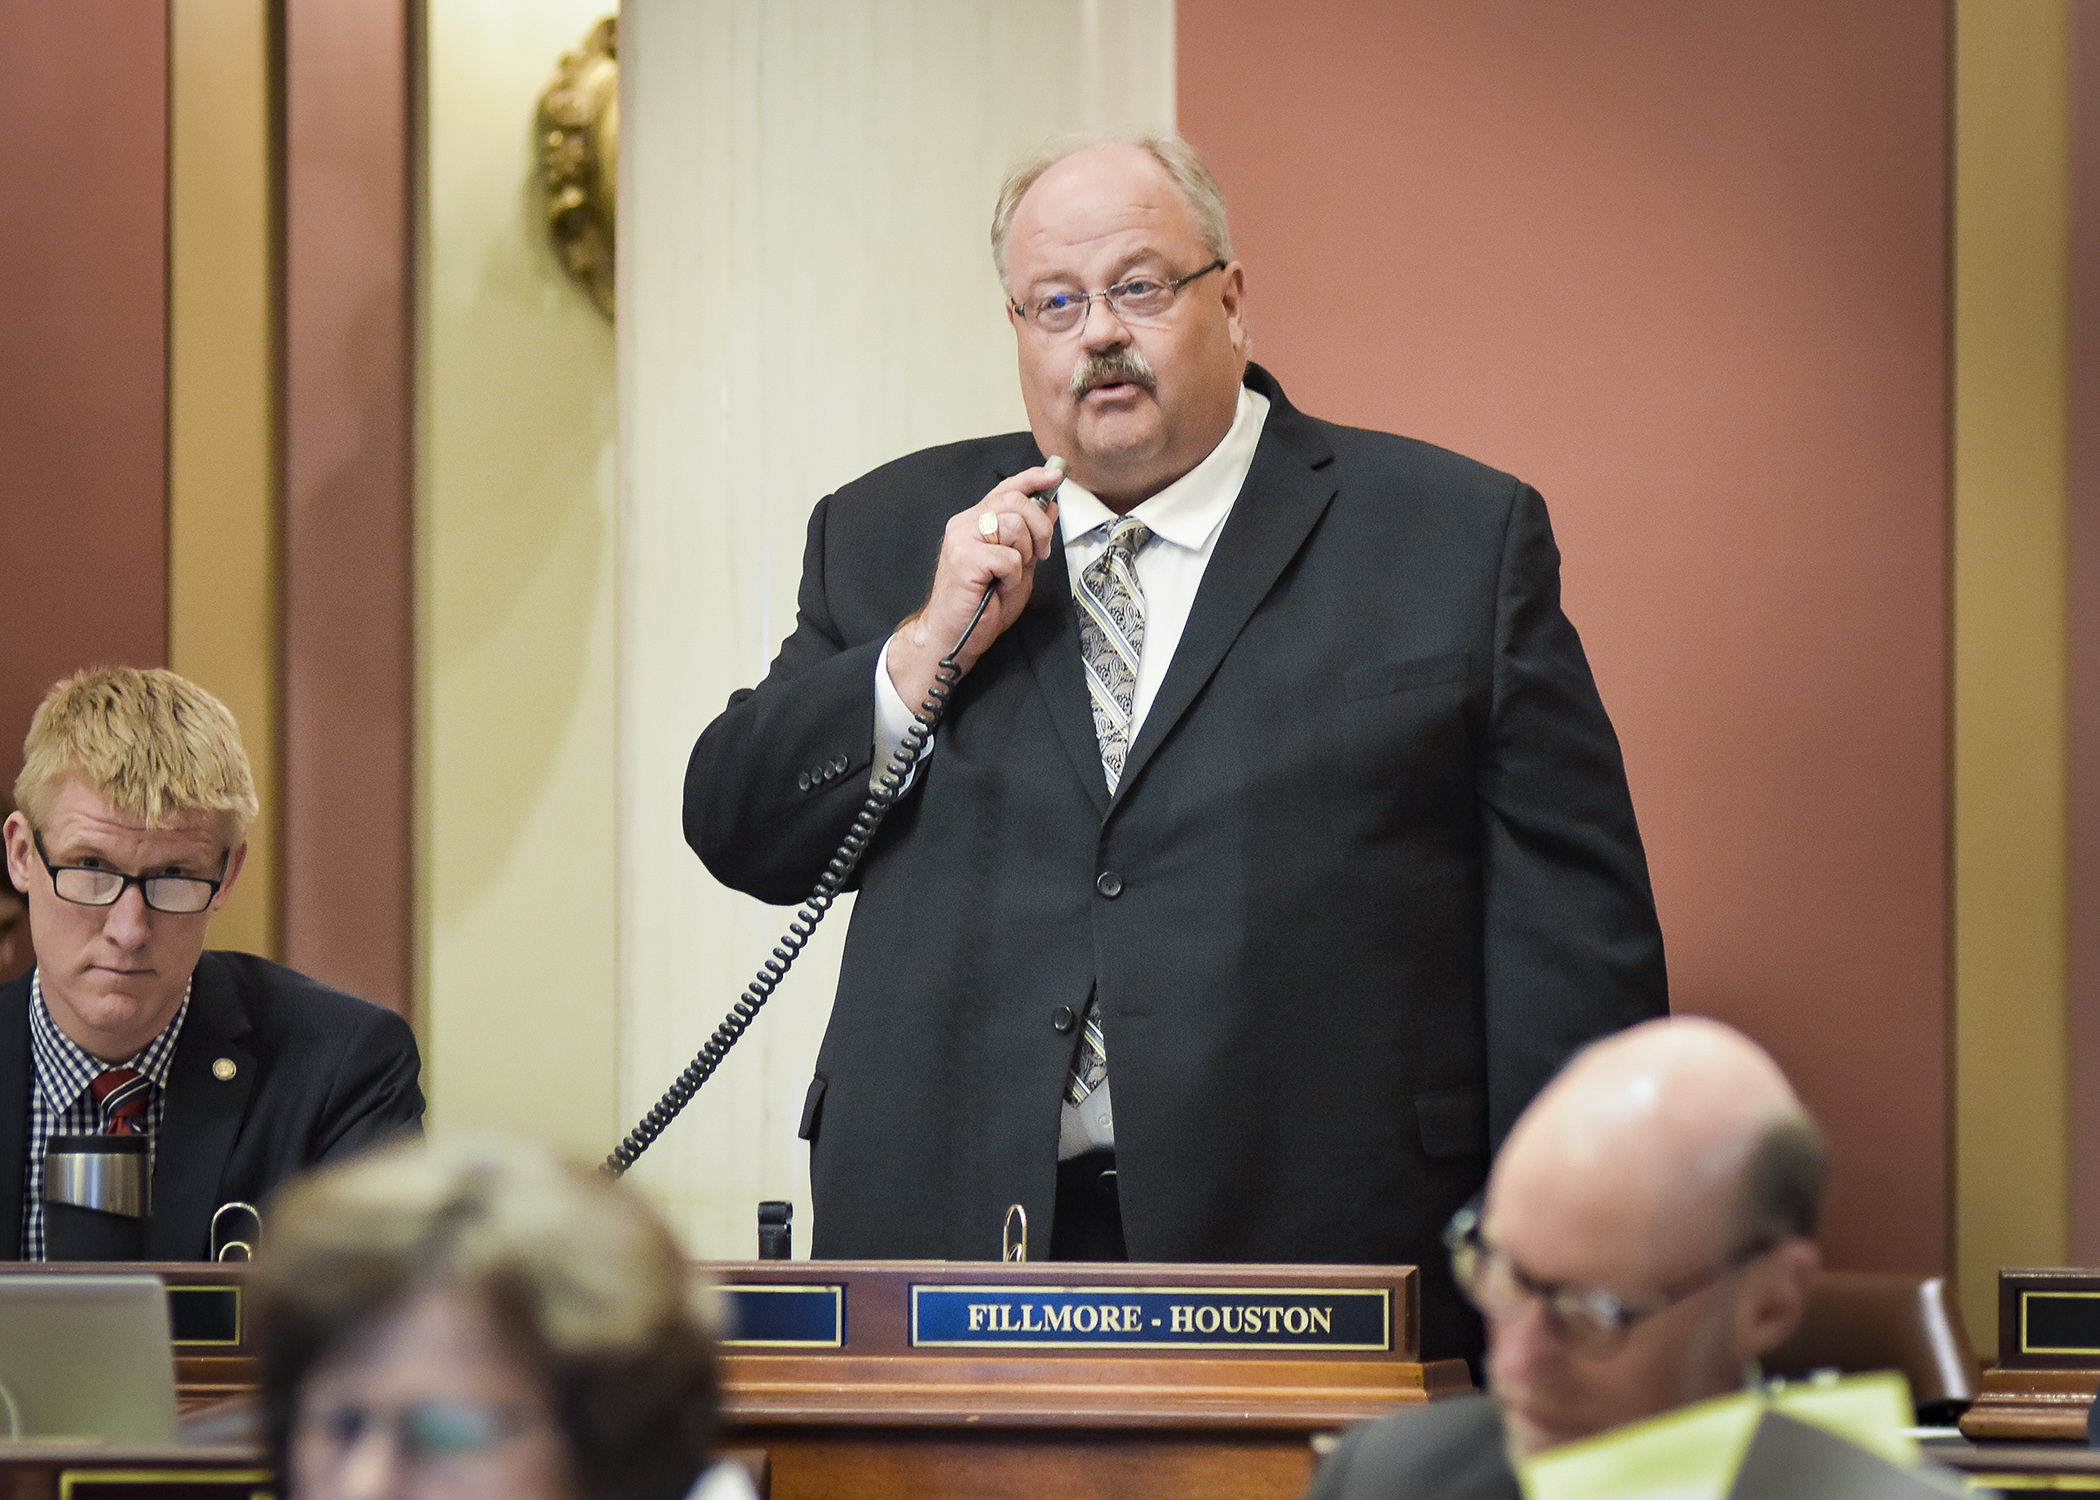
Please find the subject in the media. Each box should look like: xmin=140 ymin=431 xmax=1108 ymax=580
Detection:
xmin=32 ymin=832 xmax=226 ymax=916
xmin=1443 ymin=1199 xmax=1778 ymax=1358
xmin=1010 ymin=258 xmax=1227 ymax=335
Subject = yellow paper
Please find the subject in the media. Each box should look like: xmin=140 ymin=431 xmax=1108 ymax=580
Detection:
xmin=1769 ymin=1370 xmax=1918 ymax=1469
xmin=1519 ymin=1372 xmax=1919 ymax=1500
xmin=1522 ymin=1389 xmax=1765 ymax=1500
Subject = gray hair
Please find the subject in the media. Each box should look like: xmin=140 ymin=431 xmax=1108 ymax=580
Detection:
xmin=1737 ymin=1110 xmax=1829 ymax=1246
xmin=990 ymin=135 xmax=1235 ymax=293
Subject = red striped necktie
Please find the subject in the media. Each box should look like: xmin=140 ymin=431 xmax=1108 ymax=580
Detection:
xmin=90 ymin=1068 xmax=151 ymax=1135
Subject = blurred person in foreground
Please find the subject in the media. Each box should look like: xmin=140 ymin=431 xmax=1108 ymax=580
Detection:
xmin=253 ymin=1136 xmax=733 ymax=1500
xmin=1307 ymin=1016 xmax=1826 ymax=1499
xmin=1 ymin=667 xmax=423 ymax=1259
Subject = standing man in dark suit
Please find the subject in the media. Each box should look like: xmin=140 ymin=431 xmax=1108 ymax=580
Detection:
xmin=685 ymin=137 xmax=1666 ymax=1359
xmin=1306 ymin=1018 xmax=1826 ymax=1498
xmin=1 ymin=667 xmax=423 ymax=1260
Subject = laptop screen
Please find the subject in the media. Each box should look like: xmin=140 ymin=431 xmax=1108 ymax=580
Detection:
xmin=0 ymin=1274 xmax=179 ymax=1443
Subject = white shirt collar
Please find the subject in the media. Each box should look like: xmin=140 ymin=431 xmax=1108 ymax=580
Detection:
xmin=1054 ymin=384 xmax=1271 ymax=552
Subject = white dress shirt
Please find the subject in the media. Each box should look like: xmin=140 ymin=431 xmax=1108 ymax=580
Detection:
xmin=871 ymin=384 xmax=1273 ymax=1157
xmin=873 ymin=384 xmax=1272 ymax=773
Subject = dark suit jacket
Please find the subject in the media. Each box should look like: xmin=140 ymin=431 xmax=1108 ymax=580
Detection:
xmin=685 ymin=365 xmax=1666 ymax=1357
xmin=1308 ymin=1393 xmax=1960 ymax=1500
xmin=0 ymin=950 xmax=425 ymax=1259
xmin=1308 ymin=1395 xmax=1518 ymax=1500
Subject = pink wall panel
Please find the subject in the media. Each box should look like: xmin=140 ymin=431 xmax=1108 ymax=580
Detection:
xmin=0 ymin=1 xmax=168 ymax=797
xmin=1181 ymin=1 xmax=1950 ymax=1272
xmin=280 ymin=0 xmax=415 ymax=1016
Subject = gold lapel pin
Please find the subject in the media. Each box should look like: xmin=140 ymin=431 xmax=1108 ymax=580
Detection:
xmin=212 ymin=1058 xmax=237 ymax=1082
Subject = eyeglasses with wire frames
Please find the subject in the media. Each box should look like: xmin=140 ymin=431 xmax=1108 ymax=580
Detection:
xmin=1443 ymin=1198 xmax=1780 ymax=1358
xmin=32 ymin=832 xmax=227 ymax=916
xmin=1009 ymin=258 xmax=1227 ymax=336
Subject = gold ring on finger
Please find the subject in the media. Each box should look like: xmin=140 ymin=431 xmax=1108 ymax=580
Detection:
xmin=977 ymin=511 xmax=1001 ymax=541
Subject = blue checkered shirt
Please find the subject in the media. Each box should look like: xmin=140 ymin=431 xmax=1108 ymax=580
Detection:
xmin=21 ymin=967 xmax=189 ymax=1260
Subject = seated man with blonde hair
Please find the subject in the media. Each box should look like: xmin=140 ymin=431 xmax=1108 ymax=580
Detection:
xmin=1 ymin=667 xmax=423 ymax=1260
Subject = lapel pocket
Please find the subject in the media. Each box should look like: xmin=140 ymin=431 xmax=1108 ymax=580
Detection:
xmin=1344 ymin=652 xmax=1470 ymax=703
xmin=1415 ymin=1085 xmax=1488 ymax=1159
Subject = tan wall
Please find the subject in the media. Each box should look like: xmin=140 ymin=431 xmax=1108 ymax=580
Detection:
xmin=1955 ymin=0 xmax=2072 ymax=1338
xmin=169 ymin=0 xmax=279 ymax=959
xmin=1180 ymin=0 xmax=1953 ymax=1280
xmin=2064 ymin=0 xmax=2100 ymax=1267
xmin=418 ymin=0 xmax=621 ymax=1156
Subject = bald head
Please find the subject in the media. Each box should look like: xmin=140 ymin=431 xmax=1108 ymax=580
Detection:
xmin=1494 ymin=1017 xmax=1820 ymax=1281
xmin=1478 ymin=1018 xmax=1826 ymax=1461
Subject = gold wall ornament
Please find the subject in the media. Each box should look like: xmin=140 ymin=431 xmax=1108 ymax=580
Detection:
xmin=538 ymin=15 xmax=618 ymax=318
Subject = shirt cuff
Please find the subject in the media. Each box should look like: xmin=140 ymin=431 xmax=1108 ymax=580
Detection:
xmin=872 ymin=634 xmax=934 ymax=794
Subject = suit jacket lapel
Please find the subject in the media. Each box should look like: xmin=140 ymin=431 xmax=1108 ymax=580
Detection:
xmin=0 ymin=974 xmax=30 ymax=1258
xmin=148 ymin=954 xmax=257 ymax=1259
xmin=1017 ymin=530 xmax=1113 ymax=819
xmin=1115 ymin=397 xmax=1337 ymax=801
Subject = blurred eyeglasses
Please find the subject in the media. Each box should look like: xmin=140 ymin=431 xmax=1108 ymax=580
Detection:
xmin=296 ymin=1399 xmax=539 ymax=1466
xmin=1444 ymin=1198 xmax=1776 ymax=1358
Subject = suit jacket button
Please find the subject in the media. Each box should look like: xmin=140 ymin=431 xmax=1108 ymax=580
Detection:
xmin=1052 ymin=1006 xmax=1076 ymax=1034
xmin=797 ymin=771 xmax=812 ymax=791
xmin=832 ymin=756 xmax=848 ymax=774
xmin=1096 ymin=871 xmax=1123 ymax=898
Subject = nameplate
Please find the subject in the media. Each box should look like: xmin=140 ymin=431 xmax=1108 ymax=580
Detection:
xmin=58 ymin=1471 xmax=273 ymax=1500
xmin=2020 ymin=1289 xmax=2100 ymax=1357
xmin=718 ymin=1283 xmax=845 ymax=1347
xmin=909 ymin=1283 xmax=1390 ymax=1351
xmin=167 ymin=1284 xmax=242 ymax=1347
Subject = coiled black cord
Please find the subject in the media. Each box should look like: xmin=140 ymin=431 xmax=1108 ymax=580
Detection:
xmin=604 ymin=583 xmax=998 ymax=1176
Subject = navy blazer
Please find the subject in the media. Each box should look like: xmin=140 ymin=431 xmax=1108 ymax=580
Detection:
xmin=0 ymin=950 xmax=424 ymax=1259
xmin=684 ymin=366 xmax=1666 ymax=1359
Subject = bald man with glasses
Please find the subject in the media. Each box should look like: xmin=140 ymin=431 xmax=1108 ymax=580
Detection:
xmin=1306 ymin=1017 xmax=1826 ymax=1499
xmin=0 ymin=667 xmax=423 ymax=1261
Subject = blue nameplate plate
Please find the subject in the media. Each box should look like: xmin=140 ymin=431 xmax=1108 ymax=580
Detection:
xmin=910 ymin=1283 xmax=1390 ymax=1351
xmin=719 ymin=1284 xmax=845 ymax=1346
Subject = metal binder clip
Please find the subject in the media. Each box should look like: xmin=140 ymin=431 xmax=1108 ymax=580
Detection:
xmin=211 ymin=1201 xmax=261 ymax=1262
xmin=1002 ymin=1203 xmax=1028 ymax=1263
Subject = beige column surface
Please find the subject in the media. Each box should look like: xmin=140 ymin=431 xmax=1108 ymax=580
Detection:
xmin=419 ymin=0 xmax=622 ymax=1154
xmin=169 ymin=0 xmax=278 ymax=958
xmin=618 ymin=0 xmax=1175 ymax=1254
xmin=1954 ymin=0 xmax=2072 ymax=1342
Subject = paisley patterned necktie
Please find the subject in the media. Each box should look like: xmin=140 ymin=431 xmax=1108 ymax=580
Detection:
xmin=1067 ymin=517 xmax=1151 ymax=1111
xmin=1074 ymin=517 xmax=1152 ymax=795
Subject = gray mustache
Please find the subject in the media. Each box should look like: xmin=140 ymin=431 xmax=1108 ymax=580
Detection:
xmin=1067 ymin=348 xmax=1158 ymax=399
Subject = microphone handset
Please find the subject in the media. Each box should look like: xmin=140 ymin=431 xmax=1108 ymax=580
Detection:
xmin=605 ymin=458 xmax=1068 ymax=1176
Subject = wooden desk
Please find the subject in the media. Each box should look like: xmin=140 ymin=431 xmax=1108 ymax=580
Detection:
xmin=1930 ymin=1441 xmax=2100 ymax=1490
xmin=704 ymin=1260 xmax=1467 ymax=1500
xmin=1 ymin=1259 xmax=1461 ymax=1500
xmin=0 ymin=1442 xmax=268 ymax=1499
